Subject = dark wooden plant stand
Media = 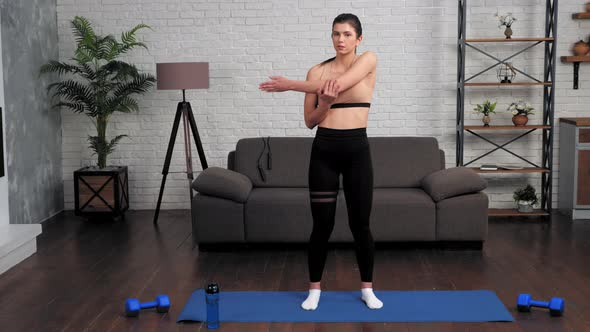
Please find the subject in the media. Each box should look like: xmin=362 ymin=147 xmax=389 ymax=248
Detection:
xmin=74 ymin=166 xmax=129 ymax=218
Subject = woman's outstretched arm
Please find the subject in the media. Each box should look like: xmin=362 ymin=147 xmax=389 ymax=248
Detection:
xmin=259 ymin=51 xmax=376 ymax=94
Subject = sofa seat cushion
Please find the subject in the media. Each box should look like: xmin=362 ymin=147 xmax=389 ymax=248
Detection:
xmin=192 ymin=194 xmax=245 ymax=244
xmin=436 ymin=192 xmax=488 ymax=241
xmin=245 ymin=187 xmax=437 ymax=243
xmin=369 ymin=188 xmax=436 ymax=241
xmin=245 ymin=188 xmax=312 ymax=242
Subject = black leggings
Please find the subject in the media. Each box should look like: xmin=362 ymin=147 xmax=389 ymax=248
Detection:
xmin=307 ymin=127 xmax=374 ymax=283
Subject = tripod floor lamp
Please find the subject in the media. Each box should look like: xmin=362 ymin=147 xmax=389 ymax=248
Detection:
xmin=153 ymin=62 xmax=209 ymax=225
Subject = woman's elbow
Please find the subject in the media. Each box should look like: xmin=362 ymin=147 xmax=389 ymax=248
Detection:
xmin=303 ymin=113 xmax=312 ymax=129
xmin=304 ymin=117 xmax=316 ymax=129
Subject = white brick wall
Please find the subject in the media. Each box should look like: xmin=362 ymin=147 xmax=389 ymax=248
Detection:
xmin=56 ymin=0 xmax=590 ymax=210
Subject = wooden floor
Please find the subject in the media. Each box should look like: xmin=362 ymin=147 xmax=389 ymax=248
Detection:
xmin=1 ymin=210 xmax=589 ymax=332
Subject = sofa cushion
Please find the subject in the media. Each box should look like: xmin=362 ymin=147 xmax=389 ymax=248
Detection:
xmin=235 ymin=137 xmax=313 ymax=188
xmin=329 ymin=188 xmax=436 ymax=242
xmin=421 ymin=167 xmax=487 ymax=202
xmin=369 ymin=188 xmax=437 ymax=241
xmin=192 ymin=167 xmax=252 ymax=203
xmin=370 ymin=137 xmax=442 ymax=188
xmin=192 ymin=194 xmax=245 ymax=243
xmin=435 ymin=192 xmax=488 ymax=241
xmin=245 ymin=188 xmax=312 ymax=242
xmin=234 ymin=136 xmax=443 ymax=189
xmin=244 ymin=187 xmax=436 ymax=243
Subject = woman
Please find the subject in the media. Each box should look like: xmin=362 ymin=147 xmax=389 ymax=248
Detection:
xmin=259 ymin=13 xmax=382 ymax=310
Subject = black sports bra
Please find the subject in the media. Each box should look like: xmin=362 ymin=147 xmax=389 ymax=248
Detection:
xmin=315 ymin=102 xmax=371 ymax=109
xmin=330 ymin=102 xmax=371 ymax=109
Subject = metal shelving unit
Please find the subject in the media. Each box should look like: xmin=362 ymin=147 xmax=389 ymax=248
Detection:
xmin=456 ymin=0 xmax=558 ymax=217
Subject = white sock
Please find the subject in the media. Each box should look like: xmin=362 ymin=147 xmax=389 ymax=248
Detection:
xmin=301 ymin=289 xmax=321 ymax=310
xmin=361 ymin=288 xmax=383 ymax=309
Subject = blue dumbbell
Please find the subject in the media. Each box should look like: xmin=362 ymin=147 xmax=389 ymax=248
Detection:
xmin=517 ymin=294 xmax=564 ymax=316
xmin=125 ymin=294 xmax=171 ymax=317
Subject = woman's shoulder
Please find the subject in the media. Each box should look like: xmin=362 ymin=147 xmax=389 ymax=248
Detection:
xmin=309 ymin=62 xmax=324 ymax=72
xmin=307 ymin=63 xmax=326 ymax=79
xmin=358 ymin=51 xmax=377 ymax=62
xmin=354 ymin=52 xmax=377 ymax=73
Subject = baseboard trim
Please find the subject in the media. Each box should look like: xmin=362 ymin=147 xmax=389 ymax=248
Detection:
xmin=0 ymin=224 xmax=42 ymax=275
xmin=0 ymin=239 xmax=36 ymax=275
xmin=38 ymin=209 xmax=64 ymax=224
xmin=573 ymin=210 xmax=590 ymax=220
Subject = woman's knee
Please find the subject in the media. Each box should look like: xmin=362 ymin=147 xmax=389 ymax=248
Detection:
xmin=349 ymin=221 xmax=372 ymax=238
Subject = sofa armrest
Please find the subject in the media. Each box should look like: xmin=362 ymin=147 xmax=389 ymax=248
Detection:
xmin=192 ymin=167 xmax=252 ymax=203
xmin=421 ymin=167 xmax=487 ymax=202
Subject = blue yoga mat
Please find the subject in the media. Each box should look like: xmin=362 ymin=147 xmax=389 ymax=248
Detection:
xmin=177 ymin=289 xmax=514 ymax=323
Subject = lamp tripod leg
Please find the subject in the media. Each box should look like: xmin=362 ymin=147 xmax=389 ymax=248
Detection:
xmin=183 ymin=102 xmax=207 ymax=234
xmin=153 ymin=102 xmax=184 ymax=226
xmin=185 ymin=102 xmax=208 ymax=169
xmin=182 ymin=108 xmax=194 ymax=201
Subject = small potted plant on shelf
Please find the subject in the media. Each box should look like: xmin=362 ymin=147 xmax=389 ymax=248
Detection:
xmin=507 ymin=100 xmax=534 ymax=126
xmin=495 ymin=12 xmax=517 ymax=39
xmin=40 ymin=16 xmax=156 ymax=219
xmin=513 ymin=184 xmax=539 ymax=213
xmin=473 ymin=99 xmax=497 ymax=126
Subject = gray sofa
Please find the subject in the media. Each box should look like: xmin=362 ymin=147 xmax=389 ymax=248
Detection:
xmin=191 ymin=137 xmax=488 ymax=249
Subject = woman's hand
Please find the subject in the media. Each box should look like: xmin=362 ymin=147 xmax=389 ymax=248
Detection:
xmin=317 ymin=80 xmax=340 ymax=109
xmin=259 ymin=76 xmax=291 ymax=92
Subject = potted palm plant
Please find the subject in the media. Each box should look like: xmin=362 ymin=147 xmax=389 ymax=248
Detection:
xmin=40 ymin=16 xmax=155 ymax=218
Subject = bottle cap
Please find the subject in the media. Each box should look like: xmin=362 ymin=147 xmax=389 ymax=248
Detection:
xmin=206 ymin=283 xmax=219 ymax=294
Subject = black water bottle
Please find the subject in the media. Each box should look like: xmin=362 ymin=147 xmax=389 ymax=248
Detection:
xmin=206 ymin=283 xmax=220 ymax=329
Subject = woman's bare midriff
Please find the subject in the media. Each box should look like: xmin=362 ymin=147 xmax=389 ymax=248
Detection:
xmin=318 ymin=108 xmax=369 ymax=129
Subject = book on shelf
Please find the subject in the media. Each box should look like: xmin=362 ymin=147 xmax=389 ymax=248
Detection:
xmin=478 ymin=164 xmax=525 ymax=170
xmin=480 ymin=164 xmax=498 ymax=170
xmin=498 ymin=165 xmax=524 ymax=170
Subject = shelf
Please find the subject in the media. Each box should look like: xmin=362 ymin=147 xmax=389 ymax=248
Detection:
xmin=465 ymin=37 xmax=554 ymax=42
xmin=559 ymin=117 xmax=590 ymax=126
xmin=469 ymin=167 xmax=550 ymax=174
xmin=561 ymin=56 xmax=590 ymax=63
xmin=457 ymin=0 xmax=556 ymax=215
xmin=464 ymin=125 xmax=552 ymax=130
xmin=572 ymin=12 xmax=590 ymax=19
xmin=464 ymin=82 xmax=552 ymax=86
xmin=488 ymin=208 xmax=549 ymax=217
xmin=560 ymin=56 xmax=590 ymax=89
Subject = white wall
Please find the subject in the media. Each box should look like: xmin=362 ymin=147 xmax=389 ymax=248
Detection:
xmin=0 ymin=12 xmax=9 ymax=225
xmin=56 ymin=0 xmax=590 ymax=210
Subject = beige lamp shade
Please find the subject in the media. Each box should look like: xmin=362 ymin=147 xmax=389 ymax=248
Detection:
xmin=156 ymin=62 xmax=209 ymax=90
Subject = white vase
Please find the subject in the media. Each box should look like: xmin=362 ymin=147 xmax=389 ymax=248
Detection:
xmin=517 ymin=200 xmax=534 ymax=213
